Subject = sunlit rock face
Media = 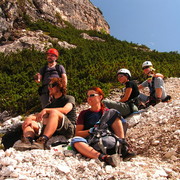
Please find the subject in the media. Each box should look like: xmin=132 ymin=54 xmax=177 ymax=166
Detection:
xmin=0 ymin=0 xmax=109 ymax=32
xmin=0 ymin=0 xmax=109 ymax=53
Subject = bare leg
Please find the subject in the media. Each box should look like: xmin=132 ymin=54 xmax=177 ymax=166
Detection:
xmin=43 ymin=110 xmax=64 ymax=138
xmin=111 ymin=118 xmax=125 ymax=138
xmin=23 ymin=115 xmax=39 ymax=139
xmin=23 ymin=126 xmax=36 ymax=139
xmin=74 ymin=142 xmax=100 ymax=159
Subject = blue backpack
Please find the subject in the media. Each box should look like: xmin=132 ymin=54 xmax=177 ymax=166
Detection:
xmin=87 ymin=109 xmax=128 ymax=156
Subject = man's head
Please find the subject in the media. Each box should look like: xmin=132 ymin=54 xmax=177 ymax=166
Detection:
xmin=142 ymin=61 xmax=155 ymax=74
xmin=46 ymin=48 xmax=59 ymax=64
xmin=48 ymin=77 xmax=66 ymax=96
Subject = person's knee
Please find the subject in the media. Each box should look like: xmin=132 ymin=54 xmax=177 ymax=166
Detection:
xmin=48 ymin=110 xmax=64 ymax=122
xmin=71 ymin=137 xmax=87 ymax=150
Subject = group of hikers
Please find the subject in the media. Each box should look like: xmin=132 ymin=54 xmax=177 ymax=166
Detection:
xmin=5 ymin=48 xmax=171 ymax=167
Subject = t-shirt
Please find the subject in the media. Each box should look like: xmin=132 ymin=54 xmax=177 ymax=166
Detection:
xmin=40 ymin=64 xmax=66 ymax=86
xmin=125 ymin=81 xmax=139 ymax=101
xmin=76 ymin=109 xmax=103 ymax=130
xmin=141 ymin=77 xmax=167 ymax=99
xmin=46 ymin=95 xmax=76 ymax=125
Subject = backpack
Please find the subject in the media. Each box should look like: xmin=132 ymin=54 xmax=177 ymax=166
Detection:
xmin=148 ymin=77 xmax=155 ymax=97
xmin=87 ymin=109 xmax=128 ymax=155
xmin=38 ymin=64 xmax=62 ymax=96
xmin=41 ymin=64 xmax=62 ymax=81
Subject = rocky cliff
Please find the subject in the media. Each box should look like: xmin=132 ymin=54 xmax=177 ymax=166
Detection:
xmin=0 ymin=0 xmax=109 ymax=53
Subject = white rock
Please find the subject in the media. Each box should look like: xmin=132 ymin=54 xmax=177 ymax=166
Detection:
xmin=151 ymin=140 xmax=160 ymax=146
xmin=154 ymin=169 xmax=168 ymax=177
xmin=1 ymin=157 xmax=18 ymax=166
xmin=0 ymin=165 xmax=14 ymax=177
xmin=105 ymin=165 xmax=113 ymax=173
xmin=173 ymin=129 xmax=180 ymax=135
xmin=5 ymin=148 xmax=14 ymax=157
xmin=56 ymin=164 xmax=70 ymax=174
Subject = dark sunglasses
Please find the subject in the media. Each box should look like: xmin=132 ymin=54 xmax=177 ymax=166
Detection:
xmin=47 ymin=53 xmax=57 ymax=57
xmin=117 ymin=74 xmax=124 ymax=78
xmin=48 ymin=82 xmax=58 ymax=88
xmin=87 ymin=94 xmax=99 ymax=98
xmin=142 ymin=66 xmax=150 ymax=70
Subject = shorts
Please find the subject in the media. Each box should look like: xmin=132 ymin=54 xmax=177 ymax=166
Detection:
xmin=41 ymin=115 xmax=75 ymax=139
xmin=70 ymin=136 xmax=88 ymax=151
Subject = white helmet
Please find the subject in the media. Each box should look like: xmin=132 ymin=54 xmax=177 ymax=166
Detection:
xmin=142 ymin=61 xmax=153 ymax=68
xmin=117 ymin=68 xmax=131 ymax=77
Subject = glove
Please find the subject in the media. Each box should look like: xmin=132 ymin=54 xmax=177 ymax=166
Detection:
xmin=89 ymin=127 xmax=95 ymax=134
xmin=156 ymin=98 xmax=161 ymax=104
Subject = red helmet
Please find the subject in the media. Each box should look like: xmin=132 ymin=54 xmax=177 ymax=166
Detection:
xmin=47 ymin=48 xmax=59 ymax=57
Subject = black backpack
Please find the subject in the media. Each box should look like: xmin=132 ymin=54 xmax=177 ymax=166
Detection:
xmin=41 ymin=64 xmax=62 ymax=81
xmin=87 ymin=109 xmax=128 ymax=155
xmin=38 ymin=64 xmax=62 ymax=95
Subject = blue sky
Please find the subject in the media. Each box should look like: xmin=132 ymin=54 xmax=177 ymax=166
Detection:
xmin=90 ymin=0 xmax=180 ymax=53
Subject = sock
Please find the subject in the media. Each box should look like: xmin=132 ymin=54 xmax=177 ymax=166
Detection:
xmin=37 ymin=135 xmax=49 ymax=143
xmin=26 ymin=137 xmax=33 ymax=144
xmin=42 ymin=135 xmax=49 ymax=142
xmin=98 ymin=154 xmax=108 ymax=161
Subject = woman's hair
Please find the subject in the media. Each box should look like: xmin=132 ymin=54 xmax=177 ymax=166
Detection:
xmin=49 ymin=77 xmax=67 ymax=95
xmin=87 ymin=87 xmax=106 ymax=111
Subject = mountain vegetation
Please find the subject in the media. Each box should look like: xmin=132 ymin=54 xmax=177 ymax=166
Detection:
xmin=0 ymin=18 xmax=179 ymax=115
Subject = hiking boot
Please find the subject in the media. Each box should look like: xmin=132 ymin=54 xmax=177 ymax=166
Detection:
xmin=103 ymin=155 xmax=120 ymax=167
xmin=31 ymin=136 xmax=47 ymax=150
xmin=13 ymin=137 xmax=32 ymax=151
xmin=31 ymin=142 xmax=45 ymax=150
xmin=121 ymin=139 xmax=136 ymax=161
xmin=122 ymin=151 xmax=136 ymax=161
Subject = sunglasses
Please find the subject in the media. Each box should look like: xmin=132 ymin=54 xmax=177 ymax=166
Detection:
xmin=48 ymin=82 xmax=58 ymax=88
xmin=142 ymin=66 xmax=150 ymax=70
xmin=47 ymin=53 xmax=57 ymax=57
xmin=117 ymin=74 xmax=124 ymax=78
xmin=87 ymin=94 xmax=99 ymax=98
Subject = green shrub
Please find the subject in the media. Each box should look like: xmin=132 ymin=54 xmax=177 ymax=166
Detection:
xmin=0 ymin=20 xmax=179 ymax=115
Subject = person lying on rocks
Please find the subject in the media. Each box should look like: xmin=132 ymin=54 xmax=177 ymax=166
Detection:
xmin=103 ymin=68 xmax=140 ymax=118
xmin=71 ymin=87 xmax=136 ymax=167
xmin=138 ymin=61 xmax=171 ymax=108
xmin=14 ymin=77 xmax=76 ymax=151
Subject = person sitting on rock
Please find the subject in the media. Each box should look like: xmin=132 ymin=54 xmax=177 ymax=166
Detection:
xmin=103 ymin=68 xmax=140 ymax=118
xmin=71 ymin=87 xmax=136 ymax=167
xmin=14 ymin=77 xmax=76 ymax=151
xmin=138 ymin=61 xmax=171 ymax=108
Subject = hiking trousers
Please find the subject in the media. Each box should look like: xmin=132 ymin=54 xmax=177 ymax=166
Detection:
xmin=103 ymin=99 xmax=138 ymax=117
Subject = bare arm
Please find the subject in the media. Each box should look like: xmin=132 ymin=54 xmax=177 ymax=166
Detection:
xmin=62 ymin=73 xmax=67 ymax=86
xmin=155 ymin=73 xmax=164 ymax=79
xmin=120 ymin=88 xmax=132 ymax=102
xmin=36 ymin=103 xmax=73 ymax=122
xmin=75 ymin=124 xmax=90 ymax=138
xmin=155 ymin=88 xmax=162 ymax=99
xmin=34 ymin=73 xmax=42 ymax=83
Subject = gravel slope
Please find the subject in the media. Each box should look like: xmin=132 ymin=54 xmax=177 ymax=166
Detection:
xmin=0 ymin=77 xmax=179 ymax=180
